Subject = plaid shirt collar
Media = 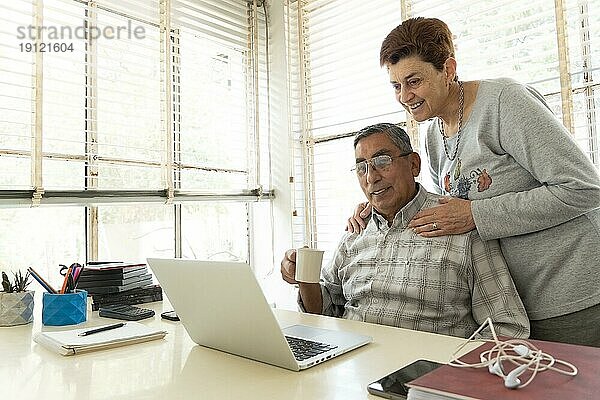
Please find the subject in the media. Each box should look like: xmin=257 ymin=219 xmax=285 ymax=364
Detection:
xmin=371 ymin=183 xmax=426 ymax=231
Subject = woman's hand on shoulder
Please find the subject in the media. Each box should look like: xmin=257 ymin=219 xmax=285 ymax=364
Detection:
xmin=408 ymin=197 xmax=476 ymax=237
xmin=346 ymin=202 xmax=371 ymax=233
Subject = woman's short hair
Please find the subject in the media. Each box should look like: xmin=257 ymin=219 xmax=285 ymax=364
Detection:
xmin=380 ymin=17 xmax=455 ymax=71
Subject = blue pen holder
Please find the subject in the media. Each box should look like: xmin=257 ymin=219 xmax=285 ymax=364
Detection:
xmin=42 ymin=290 xmax=88 ymax=326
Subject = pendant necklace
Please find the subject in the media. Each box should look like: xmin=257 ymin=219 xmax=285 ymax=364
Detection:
xmin=438 ymin=81 xmax=464 ymax=161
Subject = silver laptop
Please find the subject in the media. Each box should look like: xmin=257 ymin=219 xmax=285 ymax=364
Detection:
xmin=147 ymin=258 xmax=372 ymax=371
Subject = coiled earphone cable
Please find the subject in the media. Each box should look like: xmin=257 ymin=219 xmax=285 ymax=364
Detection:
xmin=448 ymin=318 xmax=578 ymax=389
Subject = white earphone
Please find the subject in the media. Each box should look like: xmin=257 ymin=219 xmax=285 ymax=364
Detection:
xmin=448 ymin=318 xmax=578 ymax=389
xmin=487 ymin=351 xmax=530 ymax=388
xmin=504 ymin=364 xmax=529 ymax=388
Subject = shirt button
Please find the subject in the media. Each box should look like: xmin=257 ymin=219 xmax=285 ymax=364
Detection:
xmin=373 ymin=299 xmax=379 ymax=304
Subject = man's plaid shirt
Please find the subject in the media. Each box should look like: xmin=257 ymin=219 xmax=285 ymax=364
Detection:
xmin=316 ymin=185 xmax=529 ymax=339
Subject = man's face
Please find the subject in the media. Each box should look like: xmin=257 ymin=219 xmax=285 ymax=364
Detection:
xmin=355 ymin=132 xmax=420 ymax=222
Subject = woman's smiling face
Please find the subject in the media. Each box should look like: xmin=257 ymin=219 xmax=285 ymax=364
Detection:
xmin=387 ymin=55 xmax=453 ymax=122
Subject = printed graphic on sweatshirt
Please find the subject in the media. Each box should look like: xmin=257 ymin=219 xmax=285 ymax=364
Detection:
xmin=443 ymin=159 xmax=492 ymax=199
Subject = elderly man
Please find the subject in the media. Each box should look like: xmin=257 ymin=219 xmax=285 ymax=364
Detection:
xmin=281 ymin=123 xmax=529 ymax=338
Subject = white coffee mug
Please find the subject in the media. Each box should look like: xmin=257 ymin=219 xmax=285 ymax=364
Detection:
xmin=295 ymin=248 xmax=324 ymax=283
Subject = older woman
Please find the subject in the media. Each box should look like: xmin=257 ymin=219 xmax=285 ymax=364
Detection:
xmin=347 ymin=17 xmax=600 ymax=346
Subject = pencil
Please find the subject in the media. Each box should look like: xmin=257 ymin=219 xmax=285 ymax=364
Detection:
xmin=27 ymin=267 xmax=57 ymax=294
xmin=59 ymin=266 xmax=73 ymax=294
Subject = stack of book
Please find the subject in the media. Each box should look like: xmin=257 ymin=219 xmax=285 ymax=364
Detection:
xmin=76 ymin=262 xmax=162 ymax=310
xmin=77 ymin=262 xmax=152 ymax=295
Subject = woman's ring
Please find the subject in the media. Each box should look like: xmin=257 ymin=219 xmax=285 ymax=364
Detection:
xmin=432 ymin=222 xmax=438 ymax=230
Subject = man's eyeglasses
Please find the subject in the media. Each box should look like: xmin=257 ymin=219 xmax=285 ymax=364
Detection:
xmin=351 ymin=153 xmax=412 ymax=176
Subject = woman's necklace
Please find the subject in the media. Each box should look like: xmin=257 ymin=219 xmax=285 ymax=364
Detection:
xmin=438 ymin=81 xmax=464 ymax=161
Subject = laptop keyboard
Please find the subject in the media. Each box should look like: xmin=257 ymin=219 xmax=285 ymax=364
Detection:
xmin=285 ymin=336 xmax=338 ymax=361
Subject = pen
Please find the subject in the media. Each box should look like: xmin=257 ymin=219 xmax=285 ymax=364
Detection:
xmin=78 ymin=322 xmax=126 ymax=337
xmin=66 ymin=274 xmax=74 ymax=293
xmin=73 ymin=264 xmax=85 ymax=288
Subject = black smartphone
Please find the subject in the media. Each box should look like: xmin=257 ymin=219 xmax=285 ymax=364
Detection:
xmin=161 ymin=310 xmax=180 ymax=321
xmin=367 ymin=359 xmax=443 ymax=399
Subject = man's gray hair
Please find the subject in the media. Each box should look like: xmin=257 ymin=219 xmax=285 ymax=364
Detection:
xmin=353 ymin=123 xmax=413 ymax=153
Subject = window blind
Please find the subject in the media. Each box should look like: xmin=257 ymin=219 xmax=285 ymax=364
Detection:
xmin=287 ymin=0 xmax=407 ymax=261
xmin=298 ymin=0 xmax=404 ymax=138
xmin=41 ymin=0 xmax=88 ymax=190
xmin=172 ymin=0 xmax=252 ymax=191
xmin=94 ymin=0 xmax=163 ymax=191
xmin=0 ymin=0 xmax=35 ymax=190
xmin=0 ymin=0 xmax=272 ymax=205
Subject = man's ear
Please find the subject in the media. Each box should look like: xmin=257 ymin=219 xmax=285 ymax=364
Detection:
xmin=410 ymin=152 xmax=421 ymax=177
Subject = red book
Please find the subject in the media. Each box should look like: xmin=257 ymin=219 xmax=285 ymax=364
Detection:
xmin=406 ymin=339 xmax=600 ymax=400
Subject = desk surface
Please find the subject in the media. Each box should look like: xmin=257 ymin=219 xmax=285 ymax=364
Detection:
xmin=0 ymin=296 xmax=475 ymax=400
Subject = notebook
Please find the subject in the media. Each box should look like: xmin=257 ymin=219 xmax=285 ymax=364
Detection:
xmin=147 ymin=258 xmax=372 ymax=371
xmin=405 ymin=339 xmax=598 ymax=400
xmin=34 ymin=321 xmax=167 ymax=356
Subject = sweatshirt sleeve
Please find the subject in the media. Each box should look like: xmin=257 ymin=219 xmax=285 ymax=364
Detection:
xmin=471 ymin=83 xmax=600 ymax=240
xmin=469 ymin=233 xmax=530 ymax=338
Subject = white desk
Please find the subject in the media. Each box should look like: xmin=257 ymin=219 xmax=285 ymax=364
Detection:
xmin=0 ymin=298 xmax=475 ymax=400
